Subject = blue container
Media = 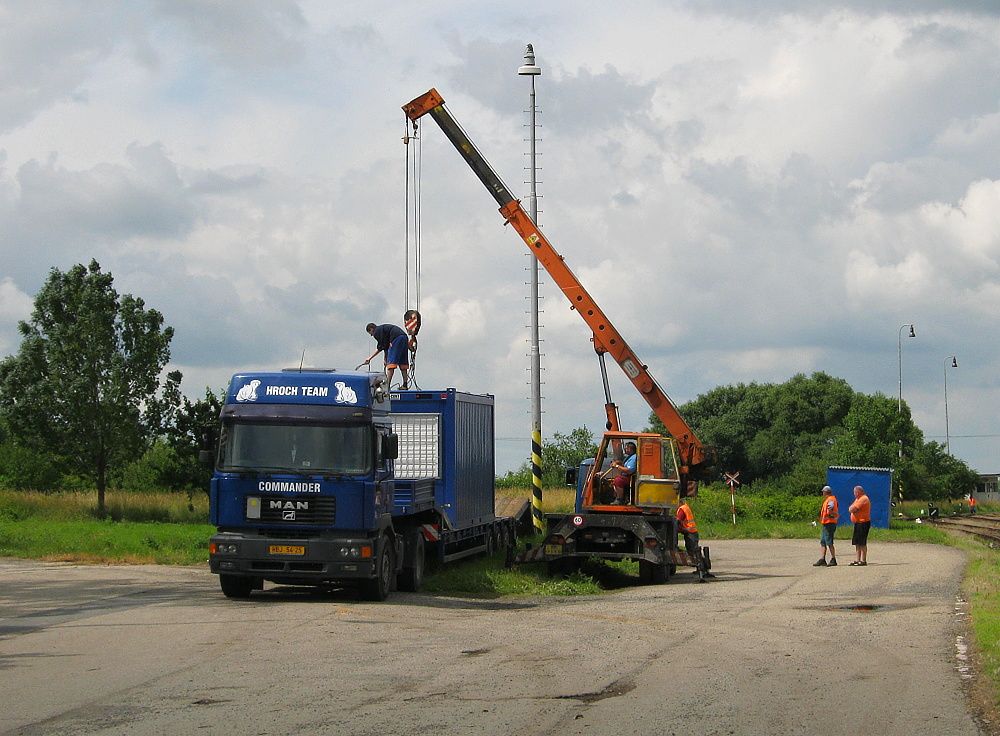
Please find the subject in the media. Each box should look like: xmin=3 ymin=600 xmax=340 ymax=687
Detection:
xmin=390 ymin=389 xmax=495 ymax=529
xmin=826 ymin=466 xmax=892 ymax=529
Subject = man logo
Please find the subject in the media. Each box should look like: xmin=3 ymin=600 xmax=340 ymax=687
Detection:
xmin=236 ymin=379 xmax=261 ymax=402
xmin=282 ymin=510 xmax=296 ymax=521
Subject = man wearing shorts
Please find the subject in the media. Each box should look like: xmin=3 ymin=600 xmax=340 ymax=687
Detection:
xmin=363 ymin=323 xmax=410 ymax=389
xmin=849 ymin=485 xmax=872 ymax=566
xmin=814 ymin=485 xmax=839 ymax=567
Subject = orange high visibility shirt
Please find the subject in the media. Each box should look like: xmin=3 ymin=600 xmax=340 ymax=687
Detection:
xmin=677 ymin=503 xmax=698 ymax=534
xmin=849 ymin=494 xmax=871 ymax=523
xmin=970 ymin=497 xmax=977 ymax=508
xmin=819 ymin=495 xmax=839 ymax=524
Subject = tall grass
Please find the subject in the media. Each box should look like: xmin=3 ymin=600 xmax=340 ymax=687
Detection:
xmin=0 ymin=489 xmax=209 ymax=523
xmin=0 ymin=488 xmax=212 ymax=564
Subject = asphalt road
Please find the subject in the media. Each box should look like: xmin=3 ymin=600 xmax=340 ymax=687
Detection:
xmin=0 ymin=540 xmax=985 ymax=736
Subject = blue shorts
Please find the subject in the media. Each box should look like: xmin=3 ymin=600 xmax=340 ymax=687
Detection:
xmin=386 ymin=334 xmax=409 ymax=368
xmin=820 ymin=522 xmax=837 ymax=547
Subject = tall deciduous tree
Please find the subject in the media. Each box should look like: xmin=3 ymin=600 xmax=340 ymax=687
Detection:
xmin=0 ymin=260 xmax=180 ymax=514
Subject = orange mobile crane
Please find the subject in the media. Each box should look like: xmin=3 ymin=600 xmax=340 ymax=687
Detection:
xmin=403 ymin=89 xmax=715 ymax=582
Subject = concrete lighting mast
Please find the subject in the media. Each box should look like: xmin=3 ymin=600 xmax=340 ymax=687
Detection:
xmin=944 ymin=355 xmax=958 ymax=455
xmin=518 ymin=44 xmax=544 ymax=533
xmin=897 ymin=323 xmax=915 ymax=459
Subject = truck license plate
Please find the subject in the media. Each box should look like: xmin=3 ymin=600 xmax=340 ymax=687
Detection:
xmin=268 ymin=545 xmax=305 ymax=556
xmin=544 ymin=544 xmax=563 ymax=556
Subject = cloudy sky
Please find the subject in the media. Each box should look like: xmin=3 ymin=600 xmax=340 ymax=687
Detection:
xmin=2 ymin=1 xmax=1000 ymax=476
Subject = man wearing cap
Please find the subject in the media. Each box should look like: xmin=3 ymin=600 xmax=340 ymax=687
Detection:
xmin=814 ymin=485 xmax=839 ymax=567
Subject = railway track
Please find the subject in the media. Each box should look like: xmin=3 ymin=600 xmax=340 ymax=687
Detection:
xmin=928 ymin=513 xmax=1000 ymax=544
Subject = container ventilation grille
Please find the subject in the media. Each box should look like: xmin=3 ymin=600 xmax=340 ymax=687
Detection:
xmin=392 ymin=413 xmax=441 ymax=479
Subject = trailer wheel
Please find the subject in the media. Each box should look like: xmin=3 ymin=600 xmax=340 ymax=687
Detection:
xmin=397 ymin=532 xmax=425 ymax=592
xmin=639 ymin=560 xmax=668 ymax=585
xmin=219 ymin=574 xmax=253 ymax=599
xmin=362 ymin=537 xmax=395 ymax=602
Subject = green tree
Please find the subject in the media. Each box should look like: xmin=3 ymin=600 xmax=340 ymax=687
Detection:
xmin=497 ymin=426 xmax=599 ymax=489
xmin=162 ymin=387 xmax=223 ymax=492
xmin=0 ymin=260 xmax=180 ymax=514
xmin=646 ymin=372 xmax=976 ymax=500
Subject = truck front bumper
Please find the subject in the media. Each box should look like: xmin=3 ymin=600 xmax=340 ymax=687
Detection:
xmin=209 ymin=531 xmax=378 ymax=584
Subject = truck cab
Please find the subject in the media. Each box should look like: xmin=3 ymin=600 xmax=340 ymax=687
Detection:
xmin=208 ymin=369 xmax=400 ymax=600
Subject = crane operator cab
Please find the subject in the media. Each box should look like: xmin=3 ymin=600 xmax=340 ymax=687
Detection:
xmin=582 ymin=432 xmax=689 ymax=512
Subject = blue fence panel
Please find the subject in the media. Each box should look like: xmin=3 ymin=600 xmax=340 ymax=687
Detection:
xmin=826 ymin=466 xmax=892 ymax=529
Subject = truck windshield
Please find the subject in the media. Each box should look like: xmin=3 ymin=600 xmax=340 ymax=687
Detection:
xmin=218 ymin=423 xmax=372 ymax=475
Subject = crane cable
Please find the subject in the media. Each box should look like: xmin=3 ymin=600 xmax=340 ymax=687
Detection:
xmin=403 ymin=117 xmax=422 ymax=389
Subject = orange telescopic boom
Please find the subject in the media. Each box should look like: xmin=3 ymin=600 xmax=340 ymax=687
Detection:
xmin=403 ymin=88 xmax=710 ymax=479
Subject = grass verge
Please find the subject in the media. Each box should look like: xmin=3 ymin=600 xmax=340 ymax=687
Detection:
xmin=953 ymin=535 xmax=1000 ymax=715
xmin=0 ymin=517 xmax=212 ymax=565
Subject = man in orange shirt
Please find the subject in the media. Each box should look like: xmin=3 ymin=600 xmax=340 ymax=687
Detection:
xmin=677 ymin=498 xmax=699 ymax=557
xmin=848 ymin=485 xmax=872 ymax=566
xmin=814 ymin=485 xmax=839 ymax=567
xmin=970 ymin=496 xmax=978 ymax=515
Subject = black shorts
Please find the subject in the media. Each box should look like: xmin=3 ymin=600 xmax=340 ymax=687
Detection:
xmin=852 ymin=521 xmax=871 ymax=546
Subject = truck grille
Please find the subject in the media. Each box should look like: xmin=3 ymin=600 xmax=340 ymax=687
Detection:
xmin=255 ymin=495 xmax=336 ymax=525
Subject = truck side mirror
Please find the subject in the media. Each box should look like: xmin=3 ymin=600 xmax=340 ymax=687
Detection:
xmin=564 ymin=467 xmax=578 ymax=487
xmin=382 ymin=433 xmax=399 ymax=461
xmin=198 ymin=449 xmax=214 ymax=467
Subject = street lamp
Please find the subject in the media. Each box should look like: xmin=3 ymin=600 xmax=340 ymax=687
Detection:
xmin=944 ymin=355 xmax=958 ymax=455
xmin=897 ymin=323 xmax=915 ymax=459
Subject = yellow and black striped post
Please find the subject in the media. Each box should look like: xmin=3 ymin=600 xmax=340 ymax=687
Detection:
xmin=531 ymin=429 xmax=544 ymax=533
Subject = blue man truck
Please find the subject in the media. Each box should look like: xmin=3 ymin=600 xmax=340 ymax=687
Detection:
xmin=208 ymin=369 xmax=514 ymax=601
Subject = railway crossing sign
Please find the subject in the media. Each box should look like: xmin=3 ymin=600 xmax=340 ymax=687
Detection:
xmin=724 ymin=471 xmax=740 ymax=525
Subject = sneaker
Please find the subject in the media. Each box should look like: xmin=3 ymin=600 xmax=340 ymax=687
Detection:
xmin=849 ymin=561 xmax=860 ymax=566
xmin=609 ymin=499 xmax=622 ymax=505
xmin=828 ymin=558 xmax=838 ymax=567
xmin=859 ymin=561 xmax=867 ymax=566
xmin=813 ymin=558 xmax=827 ymax=566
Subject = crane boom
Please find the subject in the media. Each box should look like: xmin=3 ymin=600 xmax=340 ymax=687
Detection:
xmin=403 ymin=88 xmax=709 ymax=475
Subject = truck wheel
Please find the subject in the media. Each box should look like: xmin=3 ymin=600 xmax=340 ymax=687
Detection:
xmin=219 ymin=574 xmax=253 ymax=599
xmin=639 ymin=560 xmax=668 ymax=585
xmin=397 ymin=532 xmax=425 ymax=592
xmin=362 ymin=537 xmax=395 ymax=601
xmin=547 ymin=557 xmax=581 ymax=577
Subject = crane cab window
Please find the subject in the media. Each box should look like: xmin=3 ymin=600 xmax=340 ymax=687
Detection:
xmin=588 ymin=436 xmax=638 ymax=506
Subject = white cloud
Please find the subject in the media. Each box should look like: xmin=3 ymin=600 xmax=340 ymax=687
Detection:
xmin=2 ymin=1 xmax=1000 ymax=473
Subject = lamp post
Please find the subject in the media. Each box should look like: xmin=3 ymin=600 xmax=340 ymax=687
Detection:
xmin=897 ymin=323 xmax=915 ymax=459
xmin=944 ymin=355 xmax=957 ymax=455
xmin=518 ymin=44 xmax=544 ymax=533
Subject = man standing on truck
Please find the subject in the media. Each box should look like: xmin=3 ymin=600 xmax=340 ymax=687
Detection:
xmin=363 ymin=322 xmax=410 ymax=389
xmin=814 ymin=485 xmax=839 ymax=567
